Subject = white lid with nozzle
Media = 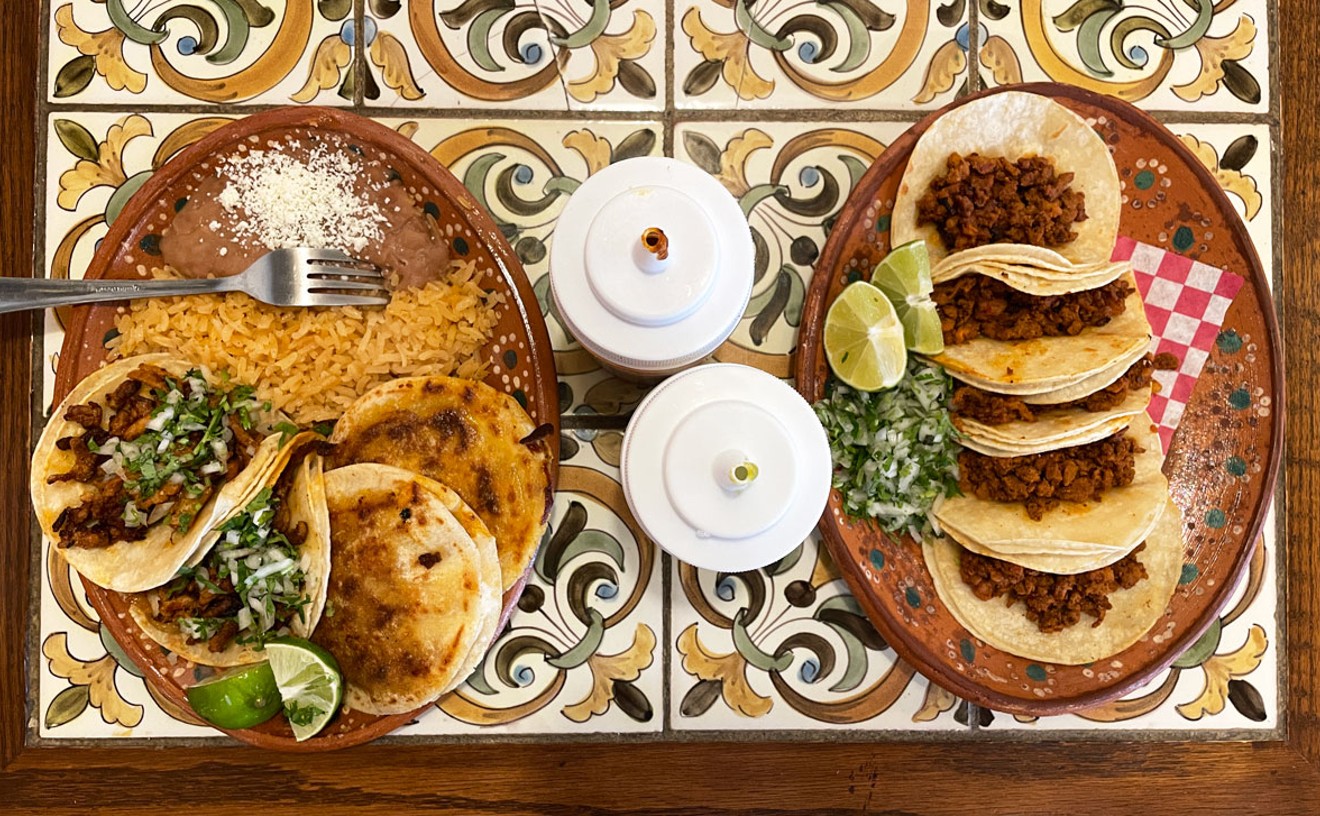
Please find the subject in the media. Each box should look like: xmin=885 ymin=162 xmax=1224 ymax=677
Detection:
xmin=549 ymin=157 xmax=754 ymax=375
xmin=621 ymin=364 xmax=832 ymax=572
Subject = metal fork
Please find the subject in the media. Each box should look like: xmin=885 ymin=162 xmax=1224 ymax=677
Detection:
xmin=0 ymin=248 xmax=390 ymax=314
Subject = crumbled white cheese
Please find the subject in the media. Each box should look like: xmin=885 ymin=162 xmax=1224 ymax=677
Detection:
xmin=213 ymin=138 xmax=388 ymax=253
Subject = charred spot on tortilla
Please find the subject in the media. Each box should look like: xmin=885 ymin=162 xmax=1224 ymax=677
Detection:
xmin=418 ymin=552 xmax=441 ymax=569
xmin=400 ymin=507 xmax=412 ymax=521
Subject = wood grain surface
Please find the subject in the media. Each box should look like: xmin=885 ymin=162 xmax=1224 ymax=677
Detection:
xmin=4 ymin=2 xmax=1319 ymax=813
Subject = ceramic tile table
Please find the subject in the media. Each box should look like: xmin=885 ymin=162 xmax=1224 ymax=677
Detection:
xmin=24 ymin=0 xmax=1285 ymax=746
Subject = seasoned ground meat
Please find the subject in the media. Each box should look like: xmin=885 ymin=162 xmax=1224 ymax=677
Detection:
xmin=934 ymin=275 xmax=1133 ymax=345
xmin=1153 ymin=352 xmax=1180 ymax=370
xmin=958 ymin=431 xmax=1140 ymax=520
xmin=959 ymin=544 xmax=1149 ymax=633
xmin=953 ymin=356 xmax=1156 ymax=425
xmin=916 ymin=153 xmax=1088 ymax=252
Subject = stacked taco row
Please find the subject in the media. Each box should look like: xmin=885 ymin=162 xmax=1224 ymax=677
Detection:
xmin=890 ymin=92 xmax=1184 ymax=665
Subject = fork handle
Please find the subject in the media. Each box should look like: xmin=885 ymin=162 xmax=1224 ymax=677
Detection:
xmin=0 ymin=276 xmax=240 ymax=314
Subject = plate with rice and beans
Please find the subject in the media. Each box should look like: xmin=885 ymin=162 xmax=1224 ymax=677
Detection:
xmin=40 ymin=107 xmax=559 ymax=750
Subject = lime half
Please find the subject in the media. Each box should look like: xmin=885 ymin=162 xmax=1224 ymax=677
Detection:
xmin=185 ymin=662 xmax=282 ymax=730
xmin=870 ymin=240 xmax=944 ymax=355
xmin=265 ymin=636 xmax=343 ymax=742
xmin=824 ymin=280 xmax=907 ymax=391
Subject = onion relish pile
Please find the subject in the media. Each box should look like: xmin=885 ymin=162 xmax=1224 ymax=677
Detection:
xmin=813 ymin=358 xmax=962 ymax=540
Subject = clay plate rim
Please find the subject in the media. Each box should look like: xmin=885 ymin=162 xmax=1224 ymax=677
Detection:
xmin=797 ymin=82 xmax=1284 ymax=717
xmin=49 ymin=106 xmax=560 ymax=750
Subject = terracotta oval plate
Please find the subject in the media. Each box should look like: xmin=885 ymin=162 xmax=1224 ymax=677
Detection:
xmin=50 ymin=107 xmax=560 ymax=749
xmin=798 ymin=84 xmax=1282 ymax=716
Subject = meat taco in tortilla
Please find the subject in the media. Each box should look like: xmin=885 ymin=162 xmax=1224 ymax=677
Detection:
xmin=31 ymin=354 xmax=279 ymax=593
xmin=128 ymin=433 xmax=331 ymax=666
xmin=924 ymin=497 xmax=1183 ymax=665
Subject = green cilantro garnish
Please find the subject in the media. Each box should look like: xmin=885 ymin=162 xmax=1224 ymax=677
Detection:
xmin=814 ymin=359 xmax=962 ymax=541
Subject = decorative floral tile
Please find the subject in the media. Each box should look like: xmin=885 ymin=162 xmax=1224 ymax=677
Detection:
xmin=360 ymin=0 xmax=568 ymax=109
xmin=978 ymin=0 xmax=1271 ymax=113
xmin=673 ymin=119 xmax=912 ymax=377
xmin=1164 ymin=123 xmax=1274 ymax=289
xmin=668 ymin=531 xmax=966 ymax=732
xmin=976 ymin=506 xmax=1279 ymax=733
xmin=675 ymin=0 xmax=970 ymax=110
xmin=379 ymin=115 xmax=664 ymax=415
xmin=47 ymin=0 xmax=354 ymax=106
xmin=536 ymin=0 xmax=666 ymax=110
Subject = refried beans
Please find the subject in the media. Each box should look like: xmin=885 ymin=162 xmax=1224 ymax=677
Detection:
xmin=959 ymin=544 xmax=1149 ymax=633
xmin=958 ymin=431 xmax=1140 ymax=521
xmin=933 ymin=274 xmax=1133 ymax=346
xmin=916 ymin=152 xmax=1088 ymax=251
xmin=160 ymin=131 xmax=449 ymax=291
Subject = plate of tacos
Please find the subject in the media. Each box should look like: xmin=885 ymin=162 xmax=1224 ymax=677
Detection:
xmin=36 ymin=107 xmax=558 ymax=749
xmin=799 ymin=84 xmax=1281 ymax=714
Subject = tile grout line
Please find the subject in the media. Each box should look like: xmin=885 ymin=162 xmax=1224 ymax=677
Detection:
xmin=663 ymin=0 xmax=675 ymax=158
xmin=661 ymin=550 xmax=672 ymax=735
xmin=353 ymin=0 xmax=365 ymax=107
xmin=967 ymin=0 xmax=981 ymax=95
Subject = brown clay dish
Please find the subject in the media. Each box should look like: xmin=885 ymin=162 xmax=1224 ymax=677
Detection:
xmin=51 ymin=106 xmax=560 ymax=750
xmin=798 ymin=83 xmax=1282 ymax=716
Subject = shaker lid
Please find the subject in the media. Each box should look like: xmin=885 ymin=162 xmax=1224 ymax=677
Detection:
xmin=621 ymin=364 xmax=832 ymax=572
xmin=549 ymin=157 xmax=753 ymax=372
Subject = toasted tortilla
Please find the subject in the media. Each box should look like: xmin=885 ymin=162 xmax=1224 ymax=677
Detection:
xmin=329 ymin=376 xmax=553 ymax=592
xmin=924 ymin=497 xmax=1184 ymax=665
xmin=127 ymin=441 xmax=332 ymax=667
xmin=31 ymin=355 xmax=276 ymax=593
xmin=891 ymin=91 xmax=1121 ymax=269
xmin=931 ymin=260 xmax=1131 ymax=296
xmin=954 ymin=387 xmax=1152 ymax=457
xmin=933 ymin=420 xmax=1168 ymax=558
xmin=928 ymin=271 xmax=1152 ymax=394
xmin=312 ymin=463 xmax=499 ymax=715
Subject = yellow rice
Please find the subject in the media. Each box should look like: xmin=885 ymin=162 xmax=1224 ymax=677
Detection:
xmin=109 ymin=259 xmax=503 ymax=424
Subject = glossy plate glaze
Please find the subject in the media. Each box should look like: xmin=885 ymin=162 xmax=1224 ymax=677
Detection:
xmin=798 ymin=84 xmax=1282 ymax=716
xmin=51 ymin=107 xmax=560 ymax=750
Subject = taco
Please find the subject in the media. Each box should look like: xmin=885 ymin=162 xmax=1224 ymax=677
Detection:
xmin=328 ymin=376 xmax=554 ymax=592
xmin=128 ymin=433 xmax=331 ymax=666
xmin=932 ymin=420 xmax=1168 ymax=559
xmin=929 ymin=270 xmax=1152 ymax=395
xmin=312 ymin=463 xmax=501 ymax=715
xmin=924 ymin=497 xmax=1184 ymax=665
xmin=31 ymin=355 xmax=279 ymax=592
xmin=891 ymin=91 xmax=1121 ymax=270
xmin=952 ymin=385 xmax=1151 ymax=457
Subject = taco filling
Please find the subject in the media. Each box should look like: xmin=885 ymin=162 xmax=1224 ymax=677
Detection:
xmin=958 ymin=544 xmax=1149 ymax=633
xmin=150 ymin=479 xmax=311 ymax=654
xmin=47 ymin=364 xmax=267 ymax=550
xmin=933 ymin=274 xmax=1133 ymax=346
xmin=952 ymin=355 xmax=1158 ymax=425
xmin=958 ymin=431 xmax=1140 ymax=521
xmin=916 ymin=153 xmax=1089 ymax=252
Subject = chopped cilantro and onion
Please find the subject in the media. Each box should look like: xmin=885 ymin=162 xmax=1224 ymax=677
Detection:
xmin=162 ymin=487 xmax=310 ymax=650
xmin=89 ymin=371 xmax=267 ymax=533
xmin=814 ymin=359 xmax=962 ymax=540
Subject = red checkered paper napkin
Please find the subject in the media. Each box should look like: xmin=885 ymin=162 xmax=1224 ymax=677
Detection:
xmin=1112 ymin=236 xmax=1245 ymax=451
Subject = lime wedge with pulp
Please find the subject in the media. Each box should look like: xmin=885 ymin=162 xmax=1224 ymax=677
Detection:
xmin=185 ymin=662 xmax=282 ymax=730
xmin=265 ymin=636 xmax=343 ymax=742
xmin=870 ymin=240 xmax=944 ymax=355
xmin=824 ymin=280 xmax=907 ymax=391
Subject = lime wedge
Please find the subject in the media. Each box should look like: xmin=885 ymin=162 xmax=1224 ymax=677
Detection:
xmin=824 ymin=281 xmax=907 ymax=391
xmin=871 ymin=240 xmax=944 ymax=355
xmin=185 ymin=662 xmax=282 ymax=730
xmin=265 ymin=636 xmax=343 ymax=742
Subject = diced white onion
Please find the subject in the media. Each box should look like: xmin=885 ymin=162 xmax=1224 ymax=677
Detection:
xmin=236 ymin=607 xmax=253 ymax=632
xmin=200 ymin=461 xmax=225 ymax=475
